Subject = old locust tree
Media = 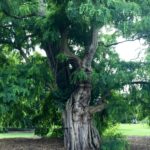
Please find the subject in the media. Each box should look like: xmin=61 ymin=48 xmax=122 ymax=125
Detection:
xmin=0 ymin=0 xmax=146 ymax=149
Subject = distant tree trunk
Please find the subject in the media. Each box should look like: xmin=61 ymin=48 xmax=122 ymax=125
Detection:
xmin=63 ymin=83 xmax=100 ymax=150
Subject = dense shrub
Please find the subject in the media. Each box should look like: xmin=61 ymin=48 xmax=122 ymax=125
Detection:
xmin=101 ymin=136 xmax=129 ymax=150
xmin=101 ymin=124 xmax=129 ymax=150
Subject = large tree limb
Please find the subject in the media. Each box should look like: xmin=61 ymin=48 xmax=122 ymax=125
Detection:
xmin=60 ymin=31 xmax=81 ymax=68
xmin=89 ymin=103 xmax=106 ymax=114
xmin=82 ymin=26 xmax=99 ymax=70
xmin=44 ymin=44 xmax=57 ymax=77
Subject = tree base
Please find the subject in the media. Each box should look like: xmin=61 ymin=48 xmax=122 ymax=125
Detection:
xmin=63 ymin=85 xmax=100 ymax=150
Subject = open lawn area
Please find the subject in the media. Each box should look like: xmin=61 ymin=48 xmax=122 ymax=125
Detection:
xmin=0 ymin=131 xmax=37 ymax=139
xmin=118 ymin=124 xmax=150 ymax=136
xmin=0 ymin=124 xmax=149 ymax=139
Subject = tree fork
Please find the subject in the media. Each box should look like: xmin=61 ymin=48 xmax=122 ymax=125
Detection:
xmin=63 ymin=26 xmax=101 ymax=150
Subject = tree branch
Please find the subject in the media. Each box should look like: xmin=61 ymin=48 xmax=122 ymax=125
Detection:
xmin=0 ymin=39 xmax=14 ymax=45
xmin=102 ymin=34 xmax=150 ymax=48
xmin=60 ymin=31 xmax=81 ymax=68
xmin=127 ymin=81 xmax=150 ymax=85
xmin=89 ymin=103 xmax=106 ymax=114
xmin=0 ymin=24 xmax=12 ymax=29
xmin=119 ymin=80 xmax=150 ymax=88
xmin=17 ymin=48 xmax=28 ymax=61
xmin=44 ymin=44 xmax=57 ymax=77
xmin=82 ymin=26 xmax=99 ymax=70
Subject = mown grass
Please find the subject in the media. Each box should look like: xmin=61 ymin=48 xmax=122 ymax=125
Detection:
xmin=118 ymin=124 xmax=150 ymax=136
xmin=0 ymin=124 xmax=149 ymax=139
xmin=0 ymin=131 xmax=37 ymax=139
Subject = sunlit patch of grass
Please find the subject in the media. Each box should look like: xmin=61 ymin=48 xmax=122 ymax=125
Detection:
xmin=0 ymin=131 xmax=38 ymax=139
xmin=118 ymin=124 xmax=150 ymax=136
xmin=0 ymin=124 xmax=149 ymax=139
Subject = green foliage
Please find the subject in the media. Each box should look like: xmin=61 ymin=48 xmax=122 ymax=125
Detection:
xmin=71 ymin=69 xmax=88 ymax=84
xmin=101 ymin=136 xmax=129 ymax=150
xmin=0 ymin=0 xmax=150 ymax=139
xmin=102 ymin=124 xmax=120 ymax=137
xmin=0 ymin=49 xmax=60 ymax=134
xmin=35 ymin=127 xmax=49 ymax=137
xmin=101 ymin=124 xmax=129 ymax=150
xmin=33 ymin=92 xmax=62 ymax=136
xmin=56 ymin=53 xmax=68 ymax=63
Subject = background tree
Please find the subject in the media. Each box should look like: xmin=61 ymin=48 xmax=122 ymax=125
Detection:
xmin=0 ymin=48 xmax=61 ymax=133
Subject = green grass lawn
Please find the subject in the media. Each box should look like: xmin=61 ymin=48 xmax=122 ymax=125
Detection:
xmin=118 ymin=124 xmax=150 ymax=136
xmin=0 ymin=131 xmax=37 ymax=139
xmin=0 ymin=124 xmax=149 ymax=139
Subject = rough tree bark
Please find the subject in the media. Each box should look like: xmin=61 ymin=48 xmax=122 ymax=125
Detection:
xmin=63 ymin=83 xmax=101 ymax=150
xmin=44 ymin=28 xmax=105 ymax=149
xmin=63 ymin=26 xmax=105 ymax=150
xmin=1 ymin=1 xmax=106 ymax=149
xmin=40 ymin=1 xmax=105 ymax=146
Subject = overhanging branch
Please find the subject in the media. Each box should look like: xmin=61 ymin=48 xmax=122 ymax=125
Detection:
xmin=119 ymin=80 xmax=150 ymax=89
xmin=127 ymin=81 xmax=150 ymax=85
xmin=102 ymin=34 xmax=150 ymax=48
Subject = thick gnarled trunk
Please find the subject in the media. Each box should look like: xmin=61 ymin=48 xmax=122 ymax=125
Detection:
xmin=44 ymin=25 xmax=100 ymax=150
xmin=63 ymin=83 xmax=100 ymax=150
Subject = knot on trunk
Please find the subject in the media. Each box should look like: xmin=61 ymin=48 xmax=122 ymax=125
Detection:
xmin=72 ymin=109 xmax=92 ymax=123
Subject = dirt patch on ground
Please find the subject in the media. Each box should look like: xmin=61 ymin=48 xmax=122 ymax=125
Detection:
xmin=0 ymin=136 xmax=149 ymax=150
xmin=0 ymin=138 xmax=64 ymax=150
xmin=128 ymin=136 xmax=150 ymax=150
